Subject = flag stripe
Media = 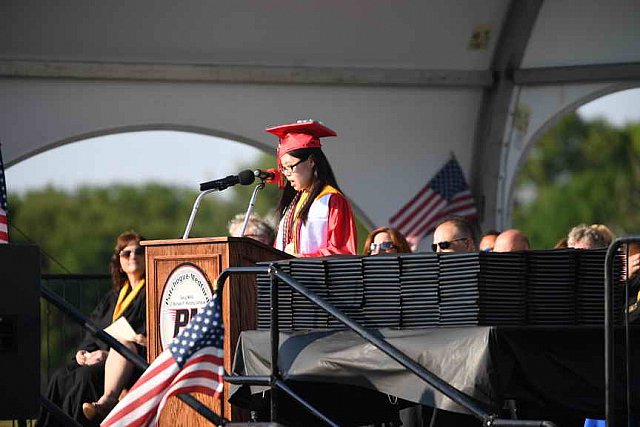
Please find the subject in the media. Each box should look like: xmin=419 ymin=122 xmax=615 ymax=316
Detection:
xmin=415 ymin=198 xmax=476 ymax=235
xmin=152 ymin=384 xmax=223 ymax=426
xmin=152 ymin=353 xmax=225 ymax=425
xmin=393 ymin=190 xmax=438 ymax=232
xmin=415 ymin=200 xmax=477 ymax=237
xmin=390 ymin=188 xmax=436 ymax=229
xmin=388 ymin=158 xmax=477 ymax=243
xmin=102 ymin=295 xmax=225 ymax=427
xmin=402 ymin=199 xmax=447 ymax=238
xmin=102 ymin=352 xmax=179 ymax=425
xmin=0 ymin=146 xmax=8 ymax=244
xmin=102 ymin=368 xmax=178 ymax=426
xmin=389 ymin=182 xmax=432 ymax=223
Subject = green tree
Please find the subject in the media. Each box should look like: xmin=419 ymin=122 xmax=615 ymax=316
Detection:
xmin=8 ymin=152 xmax=369 ymax=273
xmin=513 ymin=113 xmax=640 ymax=248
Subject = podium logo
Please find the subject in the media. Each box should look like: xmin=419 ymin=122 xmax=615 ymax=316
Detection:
xmin=159 ymin=263 xmax=213 ymax=349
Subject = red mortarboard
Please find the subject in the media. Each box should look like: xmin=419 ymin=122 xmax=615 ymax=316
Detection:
xmin=265 ymin=119 xmax=337 ymax=188
xmin=266 ymin=119 xmax=337 ymax=157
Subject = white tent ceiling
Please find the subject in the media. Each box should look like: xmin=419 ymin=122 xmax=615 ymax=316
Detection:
xmin=1 ymin=0 xmax=639 ymax=239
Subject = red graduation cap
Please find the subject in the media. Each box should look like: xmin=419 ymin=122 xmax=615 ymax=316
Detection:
xmin=266 ymin=119 xmax=337 ymax=158
xmin=266 ymin=119 xmax=337 ymax=188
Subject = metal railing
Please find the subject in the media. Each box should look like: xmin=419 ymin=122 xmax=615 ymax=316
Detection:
xmin=39 ymin=284 xmax=226 ymax=426
xmin=605 ymin=235 xmax=640 ymax=427
xmin=40 ymin=274 xmax=111 ymax=387
xmin=218 ymin=265 xmax=558 ymax=427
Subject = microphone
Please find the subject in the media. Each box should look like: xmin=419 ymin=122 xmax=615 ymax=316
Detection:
xmin=254 ymin=168 xmax=281 ymax=185
xmin=254 ymin=169 xmax=276 ymax=180
xmin=199 ymin=169 xmax=255 ymax=191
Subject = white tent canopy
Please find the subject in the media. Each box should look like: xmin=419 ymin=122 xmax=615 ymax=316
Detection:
xmin=1 ymin=0 xmax=639 ymax=233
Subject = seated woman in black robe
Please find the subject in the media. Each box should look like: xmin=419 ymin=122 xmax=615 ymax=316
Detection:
xmin=37 ymin=231 xmax=147 ymax=427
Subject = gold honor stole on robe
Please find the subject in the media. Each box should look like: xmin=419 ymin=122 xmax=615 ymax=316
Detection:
xmin=112 ymin=278 xmax=146 ymax=321
xmin=286 ymin=185 xmax=341 ymax=255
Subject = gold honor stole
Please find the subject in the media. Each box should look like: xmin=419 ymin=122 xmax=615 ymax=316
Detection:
xmin=112 ymin=278 xmax=146 ymax=321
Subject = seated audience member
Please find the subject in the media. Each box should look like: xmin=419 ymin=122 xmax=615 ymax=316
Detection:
xmin=629 ymin=242 xmax=640 ymax=278
xmin=554 ymin=237 xmax=569 ymax=249
xmin=432 ymin=216 xmax=476 ymax=253
xmin=625 ymin=243 xmax=640 ymax=323
xmin=363 ymin=226 xmax=412 ymax=256
xmin=405 ymin=234 xmax=422 ymax=253
xmin=38 ymin=231 xmax=147 ymax=426
xmin=591 ymin=223 xmax=615 ymax=246
xmin=227 ymin=213 xmax=276 ymax=246
xmin=567 ymin=224 xmax=607 ymax=249
xmin=493 ymin=229 xmax=530 ymax=252
xmin=479 ymin=229 xmax=500 ymax=252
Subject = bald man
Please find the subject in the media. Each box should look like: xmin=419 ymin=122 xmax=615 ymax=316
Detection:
xmin=493 ymin=229 xmax=530 ymax=252
xmin=432 ymin=217 xmax=476 ymax=253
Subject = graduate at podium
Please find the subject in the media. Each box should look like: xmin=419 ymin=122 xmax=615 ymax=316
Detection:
xmin=267 ymin=119 xmax=357 ymax=257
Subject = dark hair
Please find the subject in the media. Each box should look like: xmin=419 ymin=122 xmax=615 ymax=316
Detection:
xmin=481 ymin=229 xmax=501 ymax=238
xmin=554 ymin=237 xmax=568 ymax=249
xmin=276 ymin=148 xmax=342 ymax=224
xmin=109 ymin=231 xmax=143 ymax=290
xmin=363 ymin=226 xmax=412 ymax=256
xmin=434 ymin=216 xmax=476 ymax=244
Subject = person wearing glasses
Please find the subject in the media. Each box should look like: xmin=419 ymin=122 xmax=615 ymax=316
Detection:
xmin=38 ymin=231 xmax=147 ymax=426
xmin=363 ymin=226 xmax=412 ymax=256
xmin=267 ymin=119 xmax=357 ymax=257
xmin=431 ymin=216 xmax=476 ymax=253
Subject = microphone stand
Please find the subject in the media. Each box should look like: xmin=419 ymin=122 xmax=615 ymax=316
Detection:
xmin=240 ymin=180 xmax=266 ymax=237
xmin=182 ymin=188 xmax=219 ymax=239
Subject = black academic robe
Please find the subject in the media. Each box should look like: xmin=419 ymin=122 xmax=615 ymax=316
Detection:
xmin=37 ymin=287 xmax=146 ymax=427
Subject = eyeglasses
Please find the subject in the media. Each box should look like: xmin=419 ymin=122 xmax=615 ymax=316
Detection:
xmin=279 ymin=158 xmax=307 ymax=175
xmin=369 ymin=241 xmax=396 ymax=253
xmin=119 ymin=247 xmax=144 ymax=258
xmin=431 ymin=237 xmax=469 ymax=252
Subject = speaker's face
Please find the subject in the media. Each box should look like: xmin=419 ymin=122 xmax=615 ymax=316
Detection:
xmin=119 ymin=243 xmax=145 ymax=278
xmin=280 ymin=153 xmax=315 ymax=192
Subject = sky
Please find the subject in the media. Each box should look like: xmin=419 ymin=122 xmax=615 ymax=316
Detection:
xmin=577 ymin=87 xmax=640 ymax=126
xmin=4 ymin=88 xmax=640 ymax=195
xmin=5 ymin=131 xmax=267 ymax=194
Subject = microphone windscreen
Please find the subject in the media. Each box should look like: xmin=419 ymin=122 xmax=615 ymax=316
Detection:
xmin=264 ymin=168 xmax=282 ymax=185
xmin=238 ymin=169 xmax=256 ymax=185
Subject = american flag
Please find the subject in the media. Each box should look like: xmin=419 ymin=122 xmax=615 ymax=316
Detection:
xmin=0 ymin=145 xmax=9 ymax=244
xmin=389 ymin=157 xmax=477 ymax=242
xmin=101 ymin=293 xmax=224 ymax=427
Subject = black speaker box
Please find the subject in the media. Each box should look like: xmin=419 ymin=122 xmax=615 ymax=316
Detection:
xmin=0 ymin=244 xmax=40 ymax=419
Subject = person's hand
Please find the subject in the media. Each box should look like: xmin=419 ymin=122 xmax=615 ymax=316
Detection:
xmin=75 ymin=350 xmax=89 ymax=366
xmin=133 ymin=334 xmax=147 ymax=347
xmin=84 ymin=350 xmax=109 ymax=366
xmin=630 ymin=252 xmax=640 ymax=278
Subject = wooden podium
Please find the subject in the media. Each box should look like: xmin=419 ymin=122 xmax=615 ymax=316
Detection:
xmin=142 ymin=237 xmax=290 ymax=425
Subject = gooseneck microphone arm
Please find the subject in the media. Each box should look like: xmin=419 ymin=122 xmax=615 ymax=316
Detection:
xmin=182 ymin=188 xmax=218 ymax=239
xmin=240 ymin=180 xmax=266 ymax=238
xmin=183 ymin=170 xmax=256 ymax=239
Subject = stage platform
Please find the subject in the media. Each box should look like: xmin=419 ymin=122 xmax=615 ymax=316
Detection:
xmin=229 ymin=326 xmax=640 ymax=426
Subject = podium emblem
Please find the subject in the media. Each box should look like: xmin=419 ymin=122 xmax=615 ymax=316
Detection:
xmin=159 ymin=263 xmax=213 ymax=349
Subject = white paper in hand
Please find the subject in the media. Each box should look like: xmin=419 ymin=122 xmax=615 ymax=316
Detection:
xmin=104 ymin=317 xmax=137 ymax=342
